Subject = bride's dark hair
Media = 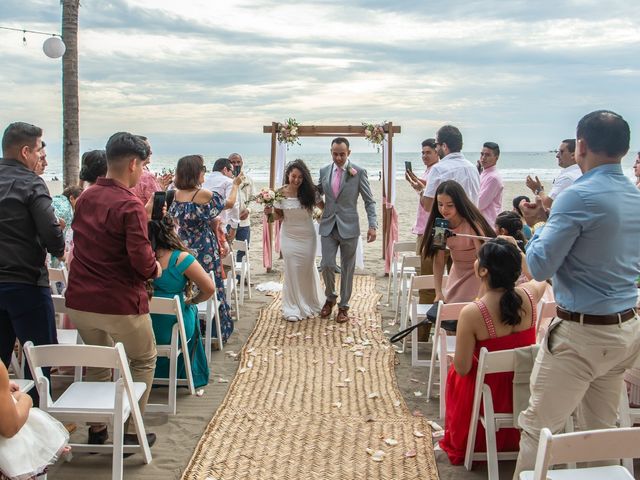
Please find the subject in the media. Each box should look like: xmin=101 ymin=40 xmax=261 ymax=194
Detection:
xmin=283 ymin=159 xmax=317 ymax=211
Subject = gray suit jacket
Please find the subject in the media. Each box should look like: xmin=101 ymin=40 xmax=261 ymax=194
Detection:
xmin=318 ymin=162 xmax=377 ymax=239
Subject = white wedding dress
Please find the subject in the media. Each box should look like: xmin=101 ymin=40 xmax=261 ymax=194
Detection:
xmin=276 ymin=197 xmax=323 ymax=321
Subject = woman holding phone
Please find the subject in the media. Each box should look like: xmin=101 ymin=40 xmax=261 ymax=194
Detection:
xmin=421 ymin=180 xmax=495 ymax=303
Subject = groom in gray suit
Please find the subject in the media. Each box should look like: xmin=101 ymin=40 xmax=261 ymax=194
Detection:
xmin=318 ymin=137 xmax=377 ymax=323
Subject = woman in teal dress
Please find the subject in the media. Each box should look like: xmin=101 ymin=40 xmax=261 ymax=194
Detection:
xmin=148 ymin=213 xmax=215 ymax=388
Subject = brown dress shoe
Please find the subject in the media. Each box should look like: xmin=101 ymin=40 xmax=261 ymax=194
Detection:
xmin=320 ymin=300 xmax=335 ymax=318
xmin=336 ymin=307 xmax=350 ymax=323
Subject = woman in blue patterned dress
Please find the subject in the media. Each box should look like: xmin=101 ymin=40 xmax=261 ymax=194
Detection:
xmin=169 ymin=155 xmax=242 ymax=342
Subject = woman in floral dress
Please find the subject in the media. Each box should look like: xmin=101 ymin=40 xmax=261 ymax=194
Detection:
xmin=169 ymin=155 xmax=242 ymax=342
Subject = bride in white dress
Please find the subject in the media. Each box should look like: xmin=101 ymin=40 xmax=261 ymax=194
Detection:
xmin=265 ymin=160 xmax=323 ymax=321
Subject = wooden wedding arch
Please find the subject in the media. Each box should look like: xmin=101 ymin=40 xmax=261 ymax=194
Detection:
xmin=262 ymin=122 xmax=402 ymax=270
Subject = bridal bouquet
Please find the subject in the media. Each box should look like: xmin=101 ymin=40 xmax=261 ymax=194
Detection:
xmin=277 ymin=118 xmax=301 ymax=148
xmin=250 ymin=188 xmax=284 ymax=223
xmin=312 ymin=206 xmax=323 ymax=222
xmin=362 ymin=122 xmax=387 ymax=152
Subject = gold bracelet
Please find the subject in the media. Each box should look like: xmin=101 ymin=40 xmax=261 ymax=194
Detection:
xmin=532 ymin=221 xmax=546 ymax=233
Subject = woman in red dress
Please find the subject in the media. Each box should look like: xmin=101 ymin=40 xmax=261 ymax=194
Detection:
xmin=439 ymin=237 xmax=547 ymax=465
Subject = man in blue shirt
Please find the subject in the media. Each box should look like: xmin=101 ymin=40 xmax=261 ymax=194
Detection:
xmin=513 ymin=110 xmax=640 ymax=477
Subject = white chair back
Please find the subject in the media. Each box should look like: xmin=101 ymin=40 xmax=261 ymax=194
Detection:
xmin=48 ymin=265 xmax=69 ymax=294
xmin=147 ymin=295 xmax=195 ymax=414
xmin=386 ymin=240 xmax=417 ymax=308
xmin=23 ymin=341 xmax=152 ymax=479
xmin=232 ymin=239 xmax=252 ymax=303
xmin=199 ymin=271 xmax=223 ymax=362
xmin=522 ymin=427 xmax=638 ymax=480
xmin=394 ymin=254 xmax=422 ymax=323
xmin=427 ymin=301 xmax=468 ymax=418
xmin=221 ymin=252 xmax=240 ymax=321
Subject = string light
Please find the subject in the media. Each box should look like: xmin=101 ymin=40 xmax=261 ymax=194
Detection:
xmin=0 ymin=25 xmax=66 ymax=58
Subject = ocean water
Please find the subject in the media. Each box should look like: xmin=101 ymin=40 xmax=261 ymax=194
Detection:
xmin=43 ymin=151 xmax=637 ymax=183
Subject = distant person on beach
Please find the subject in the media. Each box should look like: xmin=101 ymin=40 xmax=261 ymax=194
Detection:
xmin=317 ymin=137 xmax=377 ymax=324
xmin=525 ymin=139 xmax=581 ymax=208
xmin=204 ymin=157 xmax=241 ymax=243
xmin=130 ymin=136 xmax=173 ymax=205
xmin=0 ymin=122 xmax=64 ymax=401
xmin=511 ymin=195 xmax=532 ymax=240
xmin=66 ymin=132 xmax=159 ymax=451
xmin=633 ymin=152 xmax=640 ymax=188
xmin=477 ymin=142 xmax=504 ymax=227
xmin=34 ymin=140 xmax=47 ymax=176
xmin=422 ymin=125 xmax=480 ymax=214
xmin=229 ymin=153 xmax=254 ymax=267
xmin=513 ymin=110 xmax=640 ymax=477
xmin=78 ymin=149 xmax=107 ymax=189
xmin=405 ymin=138 xmax=439 ymax=252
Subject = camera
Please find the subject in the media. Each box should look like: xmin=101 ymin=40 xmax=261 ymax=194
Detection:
xmin=432 ymin=217 xmax=449 ymax=250
xmin=151 ymin=191 xmax=166 ymax=221
xmin=233 ymin=165 xmax=241 ymax=177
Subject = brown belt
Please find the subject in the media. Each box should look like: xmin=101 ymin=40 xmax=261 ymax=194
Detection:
xmin=556 ymin=307 xmax=637 ymax=325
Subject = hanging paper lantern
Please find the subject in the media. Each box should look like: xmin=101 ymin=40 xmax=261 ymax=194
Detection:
xmin=42 ymin=37 xmax=66 ymax=58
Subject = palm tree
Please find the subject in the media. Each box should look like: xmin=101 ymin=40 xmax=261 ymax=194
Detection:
xmin=61 ymin=0 xmax=80 ymax=187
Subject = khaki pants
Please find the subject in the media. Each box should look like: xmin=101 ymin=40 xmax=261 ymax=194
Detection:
xmin=68 ymin=308 xmax=157 ymax=434
xmin=513 ymin=316 xmax=640 ymax=478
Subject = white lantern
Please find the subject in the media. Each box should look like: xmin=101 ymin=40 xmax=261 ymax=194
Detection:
xmin=42 ymin=37 xmax=66 ymax=58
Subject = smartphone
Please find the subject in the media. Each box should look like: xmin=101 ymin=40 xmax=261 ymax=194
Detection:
xmin=404 ymin=161 xmax=412 ymax=173
xmin=233 ymin=165 xmax=241 ymax=177
xmin=165 ymin=189 xmax=175 ymax=211
xmin=433 ymin=217 xmax=449 ymax=250
xmin=151 ymin=191 xmax=166 ymax=221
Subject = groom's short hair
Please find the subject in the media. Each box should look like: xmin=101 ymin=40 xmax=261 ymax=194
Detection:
xmin=331 ymin=137 xmax=350 ymax=149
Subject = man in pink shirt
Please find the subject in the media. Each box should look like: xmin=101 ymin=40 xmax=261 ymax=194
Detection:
xmin=405 ymin=138 xmax=439 ymax=251
xmin=478 ymin=141 xmax=504 ymax=227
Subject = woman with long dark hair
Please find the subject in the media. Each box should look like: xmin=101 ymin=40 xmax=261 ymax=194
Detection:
xmin=439 ymin=238 xmax=547 ymax=464
xmin=421 ymin=180 xmax=495 ymax=303
xmin=264 ymin=159 xmax=323 ymax=321
xmin=148 ymin=213 xmax=214 ymax=387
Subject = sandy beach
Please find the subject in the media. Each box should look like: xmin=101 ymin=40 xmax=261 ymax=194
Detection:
xmin=46 ymin=178 xmax=529 ymax=479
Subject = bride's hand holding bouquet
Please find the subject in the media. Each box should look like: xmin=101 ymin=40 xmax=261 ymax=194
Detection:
xmin=251 ymin=188 xmax=284 ymax=223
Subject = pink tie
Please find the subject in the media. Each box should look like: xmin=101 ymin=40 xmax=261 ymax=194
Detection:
xmin=332 ymin=166 xmax=343 ymax=197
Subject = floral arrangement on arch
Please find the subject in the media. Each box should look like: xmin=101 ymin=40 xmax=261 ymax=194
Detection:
xmin=362 ymin=122 xmax=387 ymax=151
xmin=277 ymin=118 xmax=301 ymax=148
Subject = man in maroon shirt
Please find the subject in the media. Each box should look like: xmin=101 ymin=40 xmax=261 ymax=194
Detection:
xmin=66 ymin=132 xmax=161 ymax=450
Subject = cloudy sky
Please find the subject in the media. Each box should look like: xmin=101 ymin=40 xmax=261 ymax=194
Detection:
xmin=1 ymin=0 xmax=639 ymax=158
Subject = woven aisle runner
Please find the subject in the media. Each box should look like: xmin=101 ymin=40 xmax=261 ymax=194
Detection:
xmin=182 ymin=275 xmax=439 ymax=479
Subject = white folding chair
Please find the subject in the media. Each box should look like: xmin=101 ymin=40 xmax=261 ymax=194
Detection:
xmin=48 ymin=265 xmax=69 ymax=295
xmin=519 ymin=427 xmax=638 ymax=480
xmin=13 ymin=378 xmax=34 ymax=393
xmin=385 ymin=240 xmax=416 ymax=308
xmin=146 ymin=295 xmax=196 ymax=414
xmin=232 ymin=239 xmax=252 ymax=304
xmin=426 ymin=301 xmax=468 ymax=419
xmin=221 ymin=252 xmax=240 ymax=321
xmin=23 ymin=341 xmax=152 ymax=480
xmin=51 ymin=294 xmax=83 ymax=382
xmin=536 ymin=299 xmax=557 ymax=342
xmin=394 ymin=254 xmax=421 ymax=324
xmin=198 ymin=272 xmax=224 ymax=362
xmin=399 ymin=274 xmax=448 ymax=359
xmin=465 ymin=346 xmax=575 ymax=479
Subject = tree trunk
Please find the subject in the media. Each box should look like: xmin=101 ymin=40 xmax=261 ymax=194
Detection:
xmin=61 ymin=0 xmax=80 ymax=187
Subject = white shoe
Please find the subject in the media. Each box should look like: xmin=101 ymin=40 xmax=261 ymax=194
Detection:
xmin=286 ymin=316 xmax=299 ymax=322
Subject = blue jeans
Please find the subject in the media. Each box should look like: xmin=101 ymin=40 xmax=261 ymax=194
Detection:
xmin=0 ymin=283 xmax=57 ymax=401
xmin=235 ymin=226 xmax=250 ymax=263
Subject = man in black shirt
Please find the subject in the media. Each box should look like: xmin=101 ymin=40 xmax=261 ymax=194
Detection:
xmin=0 ymin=122 xmax=65 ymax=394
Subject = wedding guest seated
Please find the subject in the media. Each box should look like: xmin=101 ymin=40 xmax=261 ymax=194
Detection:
xmin=78 ymin=149 xmax=107 ymax=189
xmin=495 ymin=211 xmax=527 ymax=252
xmin=148 ymin=211 xmax=214 ymax=387
xmin=421 ymin=180 xmax=495 ymax=304
xmin=439 ymin=238 xmax=547 ymax=464
xmin=0 ymin=363 xmax=69 ymax=480
xmin=512 ymin=195 xmax=532 ymax=240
